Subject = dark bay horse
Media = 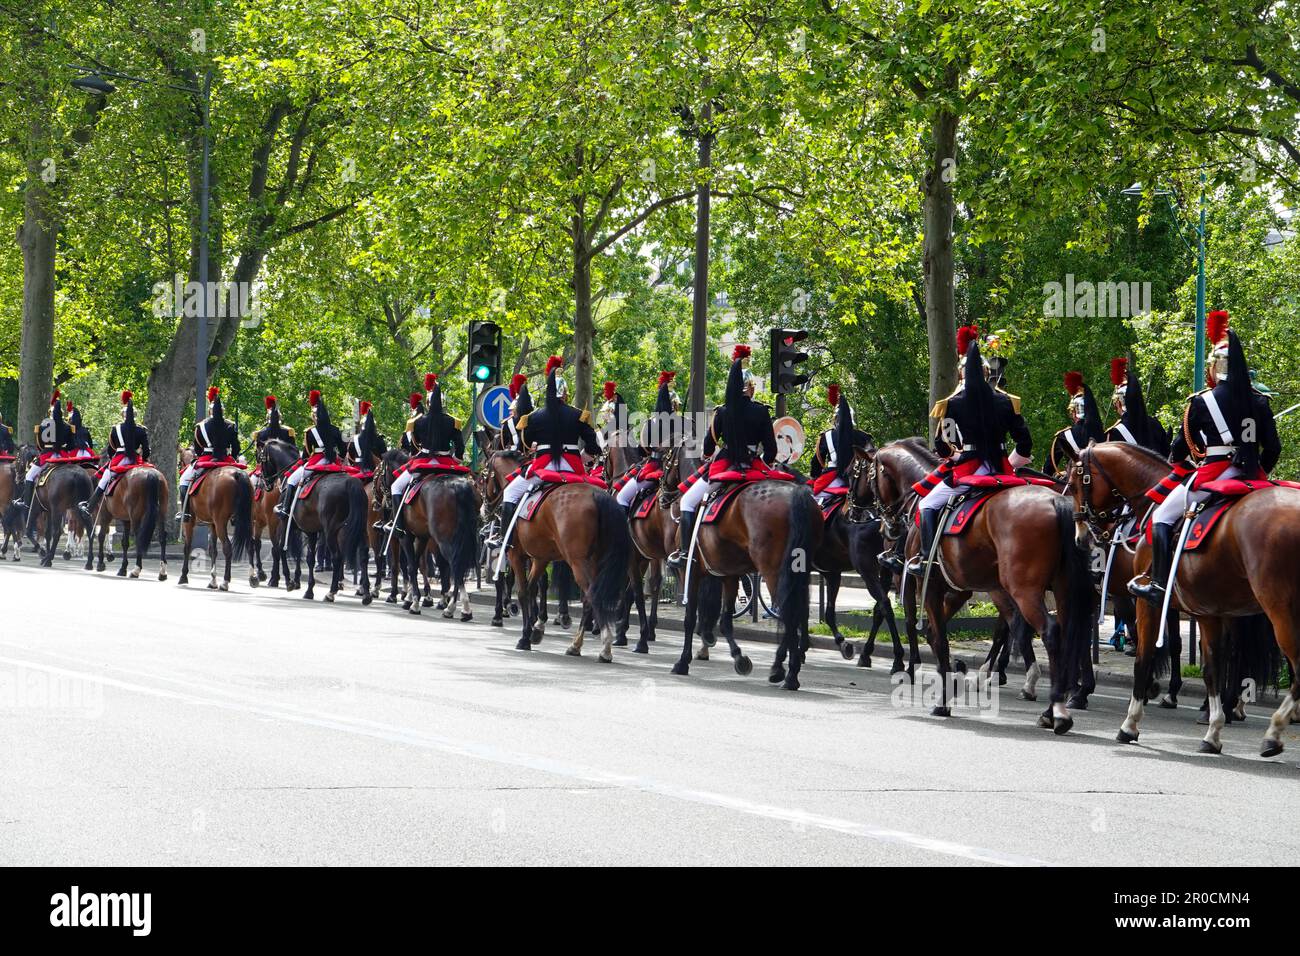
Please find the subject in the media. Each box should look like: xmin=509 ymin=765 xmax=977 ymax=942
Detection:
xmin=674 ymin=472 xmax=823 ymax=690
xmin=284 ymin=462 xmax=370 ymax=604
xmin=0 ymin=456 xmax=18 ymax=559
xmin=1071 ymin=441 xmax=1300 ymax=756
xmin=394 ymin=469 xmax=479 ymax=619
xmin=623 ymin=444 xmax=681 ymax=655
xmin=18 ymin=447 xmax=94 ymax=568
xmin=873 ymin=439 xmax=1094 ymax=730
xmin=177 ymin=449 xmax=253 ymax=590
xmin=251 ymin=439 xmax=300 ymax=590
xmin=500 ymin=469 xmax=632 ymax=662
xmin=88 ymin=462 xmax=169 ymax=579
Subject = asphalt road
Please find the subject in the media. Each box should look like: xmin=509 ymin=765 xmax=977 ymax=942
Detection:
xmin=1 ymin=552 xmax=1296 ymax=867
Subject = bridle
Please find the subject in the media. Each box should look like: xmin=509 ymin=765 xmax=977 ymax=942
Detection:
xmin=1072 ymin=445 xmax=1130 ymax=543
xmin=845 ymin=451 xmax=878 ymax=523
xmin=657 ymin=445 xmax=682 ymax=509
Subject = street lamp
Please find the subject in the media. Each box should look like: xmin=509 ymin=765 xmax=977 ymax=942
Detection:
xmin=1122 ymin=174 xmax=1208 ymax=391
xmin=70 ymin=65 xmax=213 ymax=420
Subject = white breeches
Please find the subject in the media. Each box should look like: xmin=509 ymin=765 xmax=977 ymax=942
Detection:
xmin=73 ymin=448 xmax=94 ymax=459
xmin=1152 ymin=465 xmax=1241 ymax=526
xmin=25 ymin=463 xmax=42 ymax=482
xmin=680 ymin=477 xmax=712 ymax=514
xmin=616 ymin=478 xmax=646 ymax=507
xmin=391 ymin=469 xmax=416 ymax=500
xmin=504 ymin=474 xmax=540 ymax=505
xmin=179 ymin=464 xmax=198 ymax=489
xmin=97 ymin=457 xmax=134 ymax=490
xmin=285 ymin=464 xmax=307 ymax=488
xmin=919 ymin=463 xmax=991 ymax=512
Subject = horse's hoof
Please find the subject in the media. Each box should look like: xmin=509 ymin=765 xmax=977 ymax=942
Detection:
xmin=612 ymin=636 xmax=628 ymax=647
xmin=116 ymin=567 xmax=127 ymax=577
xmin=783 ymin=675 xmax=800 ymax=691
xmin=1198 ymin=740 xmax=1222 ymax=755
xmin=207 ymin=581 xmax=218 ymax=590
xmin=1259 ymin=738 xmax=1284 ymax=758
xmin=953 ymin=659 xmax=967 ymax=674
xmin=768 ymin=665 xmax=786 ymax=684
xmin=1018 ymin=690 xmax=1037 ymax=702
xmin=177 ymin=576 xmax=188 ymax=586
xmin=598 ymin=651 xmax=613 ymax=663
xmin=1037 ymin=714 xmax=1053 ymax=729
xmin=558 ymin=615 xmax=571 ymax=629
xmin=509 ymin=602 xmax=519 ymax=615
xmin=1053 ymin=716 xmax=1074 ymax=736
xmin=386 ymin=595 xmax=397 ymax=604
xmin=1157 ymin=695 xmax=1177 ymax=709
xmin=735 ymin=655 xmax=753 ymax=676
xmin=63 ymin=550 xmax=71 ymax=560
xmin=362 ymin=594 xmax=373 ymax=607
xmin=491 ymin=617 xmax=503 ymax=627
xmin=931 ymin=705 xmax=951 ymax=718
xmin=157 ymin=572 xmax=167 ymax=582
xmin=249 ymin=577 xmax=260 ymax=588
xmin=258 ymin=571 xmax=267 ymax=582
xmin=220 ymin=582 xmax=230 ymax=592
xmin=670 ymin=660 xmax=689 ymax=676
xmin=531 ymin=624 xmax=544 ymax=643
xmin=421 ymin=597 xmax=433 ymax=608
xmin=701 ymin=632 xmax=717 ymax=648
xmin=408 ymin=606 xmax=420 ymax=615
xmin=889 ymin=659 xmax=904 ymax=675
xmin=515 ymin=637 xmax=531 ymax=651
xmin=1066 ymin=695 xmax=1088 ymax=711
xmin=856 ymin=655 xmax=872 ymax=668
xmin=303 ymin=591 xmax=314 ymax=600
xmin=997 ymin=671 xmax=1007 ymax=686
xmin=441 ymin=608 xmax=453 ymax=619
xmin=565 ymin=646 xmax=581 ymax=657
xmin=1116 ymin=728 xmax=1139 ymax=744
xmin=695 ymin=646 xmax=709 ymax=661
xmin=839 ymin=641 xmax=854 ymax=660
xmin=324 ymin=593 xmax=335 ymax=603
xmin=460 ymin=612 xmax=472 ymax=622
xmin=633 ymin=640 xmax=649 ymax=654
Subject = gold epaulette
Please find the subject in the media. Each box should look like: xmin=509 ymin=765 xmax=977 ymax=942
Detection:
xmin=929 ymin=399 xmax=947 ymax=419
xmin=452 ymin=417 xmax=462 ymax=430
xmin=405 ymin=415 xmax=417 ymax=432
xmin=1182 ymin=400 xmax=1202 ymax=460
xmin=286 ymin=427 xmax=296 ymax=440
xmin=579 ymin=407 xmax=592 ymax=425
xmin=517 ymin=412 xmax=531 ymax=430
xmin=998 ymin=389 xmax=1022 ymax=415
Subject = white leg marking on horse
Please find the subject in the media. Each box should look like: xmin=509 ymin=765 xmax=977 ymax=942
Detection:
xmin=1023 ymin=661 xmax=1041 ymax=697
xmin=1204 ymin=694 xmax=1225 ymax=751
xmin=1265 ymin=694 xmax=1297 ymax=747
xmin=1121 ymin=695 xmax=1144 ymax=737
xmin=1052 ymin=701 xmax=1069 ymax=720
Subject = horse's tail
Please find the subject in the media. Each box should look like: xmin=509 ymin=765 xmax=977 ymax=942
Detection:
xmin=777 ymin=487 xmax=815 ymax=644
xmin=230 ymin=471 xmax=254 ymax=562
xmin=339 ymin=476 xmax=368 ymax=569
xmin=137 ymin=469 xmax=161 ymax=556
xmin=1226 ymin=613 xmax=1280 ymax=698
xmin=439 ymin=477 xmax=478 ymax=589
xmin=1053 ymin=495 xmax=1095 ymax=691
xmin=1009 ymin=609 xmax=1034 ymax=664
xmin=590 ymin=491 xmax=632 ymax=626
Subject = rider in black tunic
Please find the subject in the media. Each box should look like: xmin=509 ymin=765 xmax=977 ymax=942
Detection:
xmin=1104 ymin=357 xmax=1170 ymax=455
xmin=80 ymin=390 xmax=152 ymax=520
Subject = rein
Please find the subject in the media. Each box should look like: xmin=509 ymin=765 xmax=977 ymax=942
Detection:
xmin=1072 ymin=446 xmax=1134 ymax=543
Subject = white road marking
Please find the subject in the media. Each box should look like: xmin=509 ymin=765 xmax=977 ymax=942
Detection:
xmin=0 ymin=652 xmax=1048 ymax=866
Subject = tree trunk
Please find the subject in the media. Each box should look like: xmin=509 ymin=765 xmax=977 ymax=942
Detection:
xmin=16 ymin=144 xmax=57 ymax=443
xmin=689 ymin=104 xmax=713 ymax=430
xmin=572 ymin=212 xmax=595 ymax=413
xmin=923 ymin=103 xmax=959 ymax=434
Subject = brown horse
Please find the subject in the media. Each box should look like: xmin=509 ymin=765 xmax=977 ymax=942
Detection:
xmin=87 ymin=463 xmax=169 ymax=579
xmin=673 ymin=471 xmax=823 ymax=690
xmin=1071 ymin=441 xmax=1300 ymax=756
xmin=499 ymin=464 xmax=632 ymax=662
xmin=0 ymin=456 xmax=18 ymax=559
xmin=622 ymin=443 xmax=679 ymax=655
xmin=177 ymin=449 xmax=254 ymax=590
xmin=283 ymin=467 xmax=371 ymax=604
xmin=392 ymin=468 xmax=479 ymax=619
xmin=872 ymin=439 xmax=1094 ymax=730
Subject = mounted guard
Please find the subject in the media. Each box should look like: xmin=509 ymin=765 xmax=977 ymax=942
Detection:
xmin=1044 ymin=371 xmax=1103 ymax=477
xmin=347 ymin=399 xmax=385 ymax=480
xmin=380 ymin=373 xmax=468 ymax=539
xmin=810 ymin=384 xmax=872 ymax=505
xmin=15 ymin=390 xmax=72 ymax=520
xmin=79 ymin=390 xmax=151 ymax=521
xmin=276 ymin=389 xmax=348 ymax=522
xmin=254 ymin=395 xmax=296 ymax=450
xmin=615 ymin=371 xmax=679 ymax=512
xmin=1105 ymin=357 xmax=1170 ymax=455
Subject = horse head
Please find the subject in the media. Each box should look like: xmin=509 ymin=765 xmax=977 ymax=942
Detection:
xmin=1069 ymin=440 xmax=1170 ymax=549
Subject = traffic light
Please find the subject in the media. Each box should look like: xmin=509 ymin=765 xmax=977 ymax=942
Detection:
xmin=770 ymin=328 xmax=810 ymax=394
xmin=466 ymin=320 xmax=502 ymax=384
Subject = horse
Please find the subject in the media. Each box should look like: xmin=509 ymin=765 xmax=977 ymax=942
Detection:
xmin=1069 ymin=440 xmax=1300 ymax=755
xmin=621 ymin=441 xmax=678 ymax=655
xmin=498 ymin=461 xmax=633 ymax=662
xmin=250 ymin=439 xmax=303 ymax=590
xmin=480 ymin=449 xmax=554 ymax=629
xmin=872 ymin=439 xmax=1094 ymax=730
xmin=16 ymin=445 xmax=94 ymax=568
xmin=176 ymin=448 xmax=254 ymax=590
xmin=281 ymin=456 xmax=371 ymax=604
xmin=360 ymin=449 xmax=401 ymax=600
xmin=812 ymin=437 xmax=913 ymax=673
xmin=391 ymin=463 xmax=479 ymax=619
xmin=672 ymin=460 xmax=823 ymax=691
xmin=86 ymin=458 xmax=169 ymax=579
xmin=0 ymin=455 xmax=19 ymax=559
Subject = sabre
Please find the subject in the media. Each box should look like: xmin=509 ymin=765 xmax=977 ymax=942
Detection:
xmin=680 ymin=504 xmax=708 ymax=600
xmin=1096 ymin=513 xmax=1131 ymax=626
xmin=1156 ymin=500 xmax=1198 ymax=649
xmin=492 ymin=489 xmax=529 ymax=579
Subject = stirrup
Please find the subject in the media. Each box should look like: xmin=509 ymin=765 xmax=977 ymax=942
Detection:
xmin=667 ymin=549 xmax=688 ymax=568
xmin=1126 ymin=574 xmax=1164 ymax=603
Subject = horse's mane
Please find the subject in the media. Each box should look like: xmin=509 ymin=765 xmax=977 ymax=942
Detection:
xmin=892 ymin=437 xmax=939 ymax=465
xmin=381 ymin=447 xmax=409 ymax=468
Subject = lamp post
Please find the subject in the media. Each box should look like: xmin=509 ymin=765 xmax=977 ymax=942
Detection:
xmin=1122 ymin=175 xmax=1208 ymax=391
xmin=71 ymin=65 xmax=213 ymax=419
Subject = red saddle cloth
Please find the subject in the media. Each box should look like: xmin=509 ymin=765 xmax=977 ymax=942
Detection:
xmin=407 ymin=454 xmax=470 ymax=475
xmin=819 ymin=495 xmax=846 ymax=524
xmin=303 ymin=452 xmax=347 ymax=473
xmin=195 ymin=454 xmax=246 ymax=469
xmin=631 ymin=487 xmax=659 ymax=521
xmin=38 ymin=452 xmax=91 ymax=466
xmin=810 ymin=470 xmax=847 ymax=495
xmin=707 ymin=457 xmax=794 ymax=483
xmin=700 ymin=481 xmax=753 ymax=524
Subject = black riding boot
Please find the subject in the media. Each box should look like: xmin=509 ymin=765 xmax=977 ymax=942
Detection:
xmin=906 ymin=509 xmax=942 ymax=576
xmin=15 ymin=479 xmax=34 ymax=512
xmin=1128 ymin=522 xmax=1174 ymax=603
xmin=878 ymin=539 xmax=905 ymax=575
xmin=492 ymin=501 xmax=517 ymax=547
xmin=78 ymin=487 xmax=104 ymax=522
xmin=275 ymin=484 xmax=297 ymax=521
xmin=175 ymin=487 xmax=193 ymax=523
xmin=667 ymin=511 xmax=696 ymax=569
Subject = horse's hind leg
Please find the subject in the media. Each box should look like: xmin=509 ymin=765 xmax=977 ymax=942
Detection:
xmin=670 ymin=566 xmax=704 ymax=676
xmin=718 ymin=577 xmax=751 ymax=676
xmin=824 ymin=570 xmax=847 ymax=652
xmin=118 ymin=523 xmax=131 ymax=577
xmin=303 ymin=533 xmax=318 ymax=599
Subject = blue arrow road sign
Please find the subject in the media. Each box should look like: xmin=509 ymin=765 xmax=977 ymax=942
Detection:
xmin=476 ymin=385 xmax=513 ymax=429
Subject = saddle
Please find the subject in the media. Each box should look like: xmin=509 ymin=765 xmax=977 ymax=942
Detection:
xmin=400 ymin=470 xmax=465 ymax=506
xmin=819 ymin=495 xmax=846 ymax=524
xmin=700 ymin=480 xmax=754 ymax=524
xmin=942 ymin=488 xmax=998 ymax=536
xmin=520 ymin=482 xmax=565 ymax=521
xmin=630 ymin=482 xmax=660 ymax=521
xmin=189 ymin=461 xmax=242 ymax=496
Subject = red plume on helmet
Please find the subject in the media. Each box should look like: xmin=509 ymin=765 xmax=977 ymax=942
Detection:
xmin=544 ymin=356 xmax=564 ymax=377
xmin=509 ymin=373 xmax=527 ymax=398
xmin=66 ymin=399 xmax=74 ymax=412
xmin=826 ymin=383 xmax=840 ymax=408
xmin=424 ymin=373 xmax=438 ymax=392
xmin=358 ymin=400 xmax=372 ymax=417
xmin=409 ymin=392 xmax=422 ymax=410
xmin=308 ymin=389 xmax=321 ymax=407
xmin=120 ymin=390 xmax=133 ymax=404
xmin=955 ymin=325 xmax=980 ymax=357
xmin=731 ymin=344 xmax=751 ymax=363
xmin=603 ymin=381 xmax=616 ymax=400
xmin=207 ymin=386 xmax=219 ymax=402
xmin=265 ymin=395 xmax=277 ymax=409
xmin=50 ymin=390 xmax=60 ymax=404
xmin=658 ymin=370 xmax=676 ymax=386
xmin=1207 ymin=309 xmax=1230 ymax=345
xmin=1063 ymin=371 xmax=1084 ymax=395
xmin=1110 ymin=357 xmax=1128 ymax=387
